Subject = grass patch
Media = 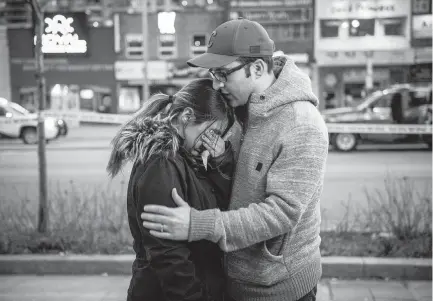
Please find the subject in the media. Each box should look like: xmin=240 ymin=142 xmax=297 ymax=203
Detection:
xmin=0 ymin=176 xmax=431 ymax=258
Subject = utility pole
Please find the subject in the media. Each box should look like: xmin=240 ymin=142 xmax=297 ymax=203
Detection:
xmin=28 ymin=0 xmax=48 ymax=233
xmin=141 ymin=0 xmax=149 ymax=103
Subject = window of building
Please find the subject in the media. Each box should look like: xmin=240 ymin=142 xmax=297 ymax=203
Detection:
xmin=264 ymin=24 xmax=280 ymax=40
xmin=320 ymin=20 xmax=342 ymax=38
xmin=190 ymin=34 xmax=207 ymax=57
xmin=158 ymin=34 xmax=177 ymax=59
xmin=382 ymin=18 xmax=405 ymax=36
xmin=413 ymin=0 xmax=432 ymax=14
xmin=125 ymin=34 xmax=143 ymax=59
xmin=349 ymin=19 xmax=375 ymax=37
xmin=303 ymin=23 xmax=313 ymax=39
xmin=293 ymin=23 xmax=301 ymax=39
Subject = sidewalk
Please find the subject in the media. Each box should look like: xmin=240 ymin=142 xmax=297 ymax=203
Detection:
xmin=0 ymin=275 xmax=430 ymax=301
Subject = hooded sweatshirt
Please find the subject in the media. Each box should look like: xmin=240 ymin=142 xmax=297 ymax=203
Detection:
xmin=121 ymin=119 xmax=239 ymax=301
xmin=188 ymin=56 xmax=329 ymax=301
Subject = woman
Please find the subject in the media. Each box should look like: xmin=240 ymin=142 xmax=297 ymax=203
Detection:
xmin=107 ymin=78 xmax=238 ymax=301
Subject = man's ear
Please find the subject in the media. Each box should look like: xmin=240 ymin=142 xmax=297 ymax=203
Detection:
xmin=253 ymin=59 xmax=266 ymax=78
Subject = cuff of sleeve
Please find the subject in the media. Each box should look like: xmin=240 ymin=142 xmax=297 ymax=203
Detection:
xmin=188 ymin=208 xmax=217 ymax=242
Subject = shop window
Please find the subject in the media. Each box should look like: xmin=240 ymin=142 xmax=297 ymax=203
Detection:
xmin=382 ymin=18 xmax=405 ymax=36
xmin=118 ymin=86 xmax=141 ymax=113
xmin=320 ymin=20 xmax=342 ymax=38
xmin=19 ymin=87 xmax=37 ymax=112
xmin=349 ymin=19 xmax=375 ymax=37
xmin=293 ymin=23 xmax=301 ymax=39
xmin=158 ymin=34 xmax=177 ymax=59
xmin=303 ymin=23 xmax=313 ymax=39
xmin=125 ymin=34 xmax=143 ymax=59
xmin=190 ymin=34 xmax=207 ymax=57
xmin=264 ymin=24 xmax=280 ymax=40
xmin=413 ymin=0 xmax=431 ymax=14
xmin=280 ymin=23 xmax=311 ymax=41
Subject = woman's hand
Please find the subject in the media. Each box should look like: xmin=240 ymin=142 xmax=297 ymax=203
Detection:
xmin=201 ymin=129 xmax=225 ymax=158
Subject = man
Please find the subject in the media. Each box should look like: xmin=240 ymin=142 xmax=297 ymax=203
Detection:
xmin=141 ymin=18 xmax=329 ymax=301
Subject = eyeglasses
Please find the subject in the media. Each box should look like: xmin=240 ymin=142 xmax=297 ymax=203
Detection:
xmin=209 ymin=62 xmax=251 ymax=83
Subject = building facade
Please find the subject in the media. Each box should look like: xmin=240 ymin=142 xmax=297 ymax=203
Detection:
xmin=0 ymin=25 xmax=11 ymax=101
xmin=229 ymin=0 xmax=314 ymax=77
xmin=315 ymin=0 xmax=413 ymax=110
xmin=113 ymin=2 xmax=227 ymax=113
xmin=8 ymin=17 xmax=117 ymax=113
xmin=410 ymin=0 xmax=432 ymax=83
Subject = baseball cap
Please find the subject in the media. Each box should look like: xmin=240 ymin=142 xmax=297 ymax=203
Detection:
xmin=187 ymin=18 xmax=275 ymax=69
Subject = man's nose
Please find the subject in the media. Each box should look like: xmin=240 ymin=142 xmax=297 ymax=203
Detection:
xmin=212 ymin=78 xmax=224 ymax=90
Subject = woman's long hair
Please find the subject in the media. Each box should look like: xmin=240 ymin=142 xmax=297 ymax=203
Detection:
xmin=106 ymin=78 xmax=228 ymax=178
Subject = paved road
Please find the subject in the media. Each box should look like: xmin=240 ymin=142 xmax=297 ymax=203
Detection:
xmin=0 ymin=275 xmax=430 ymax=301
xmin=0 ymin=140 xmax=431 ymax=230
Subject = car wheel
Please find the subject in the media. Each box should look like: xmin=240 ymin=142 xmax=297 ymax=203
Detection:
xmin=22 ymin=127 xmax=38 ymax=144
xmin=332 ymin=133 xmax=358 ymax=152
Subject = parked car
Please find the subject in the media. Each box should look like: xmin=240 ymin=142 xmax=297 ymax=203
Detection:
xmin=0 ymin=98 xmax=68 ymax=144
xmin=322 ymin=84 xmax=432 ymax=152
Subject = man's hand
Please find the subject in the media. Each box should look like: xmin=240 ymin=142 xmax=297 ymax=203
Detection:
xmin=141 ymin=188 xmax=191 ymax=240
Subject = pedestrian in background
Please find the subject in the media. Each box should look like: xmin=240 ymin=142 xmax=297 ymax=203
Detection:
xmin=107 ymin=78 xmax=240 ymax=301
xmin=141 ymin=18 xmax=329 ymax=301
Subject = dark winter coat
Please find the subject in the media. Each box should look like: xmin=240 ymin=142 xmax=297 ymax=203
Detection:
xmin=125 ymin=120 xmax=236 ymax=301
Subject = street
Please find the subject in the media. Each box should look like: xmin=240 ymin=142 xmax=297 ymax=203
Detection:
xmin=0 ymin=275 xmax=431 ymax=301
xmin=0 ymin=133 xmax=431 ymax=230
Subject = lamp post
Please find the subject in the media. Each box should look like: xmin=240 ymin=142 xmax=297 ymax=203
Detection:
xmin=141 ymin=0 xmax=149 ymax=103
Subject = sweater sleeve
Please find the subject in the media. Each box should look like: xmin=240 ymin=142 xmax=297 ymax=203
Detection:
xmin=188 ymin=125 xmax=328 ymax=252
xmin=136 ymin=157 xmax=206 ymax=300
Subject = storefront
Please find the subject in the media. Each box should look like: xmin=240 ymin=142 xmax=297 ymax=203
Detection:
xmin=315 ymin=0 xmax=412 ymax=110
xmin=114 ymin=59 xmax=209 ymax=113
xmin=317 ymin=49 xmax=413 ymax=109
xmin=8 ymin=12 xmax=117 ymax=113
xmin=410 ymin=0 xmax=432 ymax=83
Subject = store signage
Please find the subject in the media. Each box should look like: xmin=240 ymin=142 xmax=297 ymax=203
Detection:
xmin=115 ymin=61 xmax=169 ymax=81
xmin=232 ymin=9 xmax=311 ymax=22
xmin=316 ymin=49 xmax=414 ymax=66
xmin=39 ymin=13 xmax=89 ymax=55
xmin=317 ymin=0 xmax=409 ymax=19
xmin=412 ymin=14 xmax=432 ymax=39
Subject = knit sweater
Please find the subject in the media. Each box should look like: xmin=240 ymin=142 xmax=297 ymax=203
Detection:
xmin=188 ymin=56 xmax=329 ymax=301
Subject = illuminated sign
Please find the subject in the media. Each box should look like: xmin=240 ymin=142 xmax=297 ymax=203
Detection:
xmin=36 ymin=12 xmax=89 ymax=55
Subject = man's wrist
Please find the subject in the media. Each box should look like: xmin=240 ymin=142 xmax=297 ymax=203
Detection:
xmin=188 ymin=208 xmax=217 ymax=242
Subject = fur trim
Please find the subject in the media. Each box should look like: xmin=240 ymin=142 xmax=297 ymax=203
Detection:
xmin=107 ymin=118 xmax=181 ymax=177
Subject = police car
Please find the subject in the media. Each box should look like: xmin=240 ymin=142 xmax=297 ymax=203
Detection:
xmin=322 ymin=84 xmax=432 ymax=152
xmin=0 ymin=98 xmax=67 ymax=144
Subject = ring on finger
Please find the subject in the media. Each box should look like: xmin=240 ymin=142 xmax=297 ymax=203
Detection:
xmin=160 ymin=223 xmax=164 ymax=233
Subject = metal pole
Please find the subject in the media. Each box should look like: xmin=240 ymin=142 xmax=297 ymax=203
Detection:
xmin=141 ymin=0 xmax=149 ymax=103
xmin=31 ymin=0 xmax=48 ymax=233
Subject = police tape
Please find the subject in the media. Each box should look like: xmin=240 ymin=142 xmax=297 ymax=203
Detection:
xmin=42 ymin=111 xmax=131 ymax=124
xmin=326 ymin=123 xmax=432 ymax=134
xmin=1 ymin=111 xmax=432 ymax=135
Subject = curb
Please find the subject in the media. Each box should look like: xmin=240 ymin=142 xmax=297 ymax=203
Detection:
xmin=0 ymin=255 xmax=431 ymax=280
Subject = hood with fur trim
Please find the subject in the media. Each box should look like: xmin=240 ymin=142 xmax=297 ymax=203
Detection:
xmin=246 ymin=55 xmax=319 ymax=125
xmin=107 ymin=118 xmax=181 ymax=177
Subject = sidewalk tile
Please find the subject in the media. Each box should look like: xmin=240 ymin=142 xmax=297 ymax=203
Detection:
xmin=327 ymin=279 xmax=374 ymax=301
xmin=366 ymin=280 xmax=415 ymax=300
xmin=405 ymin=281 xmax=433 ymax=301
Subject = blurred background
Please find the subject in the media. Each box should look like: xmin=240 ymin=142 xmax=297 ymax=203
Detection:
xmin=0 ymin=0 xmax=431 ymax=255
xmin=0 ymin=0 xmax=431 ymax=113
